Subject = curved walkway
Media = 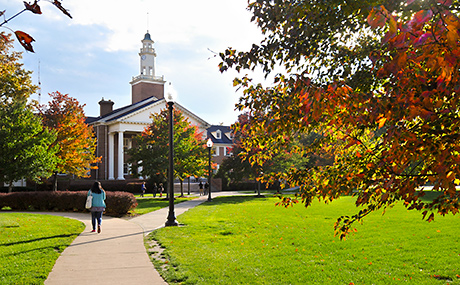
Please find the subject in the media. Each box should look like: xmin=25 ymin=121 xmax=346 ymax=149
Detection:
xmin=43 ymin=192 xmax=249 ymax=284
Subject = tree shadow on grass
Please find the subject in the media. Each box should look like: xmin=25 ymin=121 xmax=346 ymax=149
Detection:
xmin=417 ymin=190 xmax=460 ymax=202
xmin=200 ymin=195 xmax=273 ymax=207
xmin=0 ymin=233 xmax=79 ymax=247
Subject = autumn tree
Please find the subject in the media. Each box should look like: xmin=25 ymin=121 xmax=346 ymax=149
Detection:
xmin=0 ymin=35 xmax=58 ymax=191
xmin=40 ymin=91 xmax=100 ymax=191
xmin=217 ymin=113 xmax=331 ymax=191
xmin=220 ymin=0 xmax=460 ymax=238
xmin=127 ymin=108 xmax=208 ymax=196
xmin=0 ymin=33 xmax=35 ymax=103
xmin=216 ymin=114 xmax=263 ymax=189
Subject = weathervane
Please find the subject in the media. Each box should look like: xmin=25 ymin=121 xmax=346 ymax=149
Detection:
xmin=0 ymin=0 xmax=72 ymax=52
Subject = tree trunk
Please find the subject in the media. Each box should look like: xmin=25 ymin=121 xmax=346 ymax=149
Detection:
xmin=179 ymin=179 xmax=184 ymax=197
xmin=52 ymin=172 xmax=58 ymax=191
xmin=8 ymin=181 xmax=13 ymax=193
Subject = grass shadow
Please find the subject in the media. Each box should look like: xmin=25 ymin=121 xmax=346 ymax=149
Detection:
xmin=200 ymin=195 xmax=273 ymax=207
xmin=0 ymin=233 xmax=79 ymax=247
xmin=417 ymin=190 xmax=460 ymax=202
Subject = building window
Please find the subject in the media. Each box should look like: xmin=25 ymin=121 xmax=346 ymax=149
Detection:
xmin=124 ymin=138 xmax=132 ymax=150
xmin=216 ymin=130 xmax=221 ymax=139
xmin=214 ymin=146 xmax=219 ymax=156
xmin=123 ymin=163 xmax=132 ymax=175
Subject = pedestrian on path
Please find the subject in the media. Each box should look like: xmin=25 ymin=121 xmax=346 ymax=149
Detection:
xmin=204 ymin=182 xmax=209 ymax=195
xmin=141 ymin=182 xmax=146 ymax=197
xmin=199 ymin=181 xmax=203 ymax=196
xmin=153 ymin=183 xmax=158 ymax=197
xmin=158 ymin=183 xmax=164 ymax=197
xmin=87 ymin=181 xmax=106 ymax=233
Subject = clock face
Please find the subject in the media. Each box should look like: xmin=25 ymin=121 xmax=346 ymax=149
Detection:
xmin=141 ymin=55 xmax=146 ymax=60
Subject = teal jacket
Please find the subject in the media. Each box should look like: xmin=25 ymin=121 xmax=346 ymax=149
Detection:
xmin=87 ymin=190 xmax=106 ymax=208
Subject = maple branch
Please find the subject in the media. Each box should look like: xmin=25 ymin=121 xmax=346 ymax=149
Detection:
xmin=0 ymin=9 xmax=26 ymax=27
xmin=429 ymin=8 xmax=444 ymax=47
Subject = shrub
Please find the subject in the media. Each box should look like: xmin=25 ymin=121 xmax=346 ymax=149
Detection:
xmin=0 ymin=186 xmax=36 ymax=193
xmin=0 ymin=193 xmax=6 ymax=208
xmin=105 ymin=191 xmax=138 ymax=217
xmin=0 ymin=191 xmax=138 ymax=216
xmin=67 ymin=180 xmax=143 ymax=193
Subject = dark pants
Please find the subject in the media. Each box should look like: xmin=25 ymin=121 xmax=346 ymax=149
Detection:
xmin=91 ymin=211 xmax=103 ymax=230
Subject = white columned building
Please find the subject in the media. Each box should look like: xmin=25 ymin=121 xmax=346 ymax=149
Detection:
xmin=117 ymin=131 xmax=125 ymax=180
xmin=108 ymin=132 xmax=115 ymax=180
xmin=87 ymin=31 xmax=210 ymax=181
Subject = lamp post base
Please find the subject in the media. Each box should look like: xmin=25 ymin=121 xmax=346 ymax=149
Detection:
xmin=165 ymin=214 xmax=178 ymax=227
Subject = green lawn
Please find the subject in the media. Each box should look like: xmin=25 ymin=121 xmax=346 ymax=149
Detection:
xmin=0 ymin=213 xmax=84 ymax=285
xmin=132 ymin=197 xmax=195 ymax=215
xmin=149 ymin=195 xmax=460 ymax=284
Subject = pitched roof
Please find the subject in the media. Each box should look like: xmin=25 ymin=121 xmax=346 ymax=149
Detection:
xmin=207 ymin=125 xmax=233 ymax=144
xmin=88 ymin=96 xmax=210 ymax=127
xmin=87 ymin=96 xmax=160 ymax=124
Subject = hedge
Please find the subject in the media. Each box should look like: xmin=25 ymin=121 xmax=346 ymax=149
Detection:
xmin=0 ymin=191 xmax=138 ymax=217
xmin=67 ymin=180 xmax=144 ymax=193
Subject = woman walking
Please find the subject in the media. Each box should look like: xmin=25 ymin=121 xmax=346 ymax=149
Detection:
xmin=87 ymin=181 xmax=106 ymax=233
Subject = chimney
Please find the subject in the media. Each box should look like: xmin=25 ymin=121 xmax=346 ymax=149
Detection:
xmin=99 ymin=98 xmax=114 ymax=116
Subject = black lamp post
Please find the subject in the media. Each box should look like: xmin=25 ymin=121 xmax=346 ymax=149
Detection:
xmin=207 ymin=138 xmax=213 ymax=202
xmin=165 ymin=83 xmax=178 ymax=227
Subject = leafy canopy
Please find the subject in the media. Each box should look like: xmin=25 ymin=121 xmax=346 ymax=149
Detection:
xmin=128 ymin=107 xmax=208 ymax=186
xmin=0 ymin=36 xmax=58 ymax=188
xmin=40 ymin=91 xmax=100 ymax=179
xmin=217 ymin=112 xmax=321 ymax=188
xmin=220 ymin=0 xmax=460 ymax=238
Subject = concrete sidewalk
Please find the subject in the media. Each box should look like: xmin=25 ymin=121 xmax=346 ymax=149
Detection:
xmin=44 ymin=191 xmax=255 ymax=284
xmin=43 ymin=195 xmax=209 ymax=285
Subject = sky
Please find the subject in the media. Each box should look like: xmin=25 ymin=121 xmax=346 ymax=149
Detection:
xmin=0 ymin=0 xmax=265 ymax=125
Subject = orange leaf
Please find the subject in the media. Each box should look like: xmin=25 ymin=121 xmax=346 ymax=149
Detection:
xmin=367 ymin=6 xmax=387 ymax=28
xmin=413 ymin=9 xmax=433 ymax=25
xmin=1 ymin=34 xmax=9 ymax=42
xmin=14 ymin=31 xmax=35 ymax=52
xmin=377 ymin=117 xmax=387 ymax=128
xmin=24 ymin=0 xmax=42 ymax=14
xmin=447 ymin=26 xmax=459 ymax=47
xmin=51 ymin=0 xmax=72 ymax=19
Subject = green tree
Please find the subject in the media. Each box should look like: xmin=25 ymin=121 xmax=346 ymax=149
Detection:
xmin=128 ymin=108 xmax=208 ymax=195
xmin=217 ymin=113 xmax=330 ymax=191
xmin=0 ymin=34 xmax=58 ymax=192
xmin=0 ymin=100 xmax=58 ymax=192
xmin=220 ymin=0 xmax=460 ymax=238
xmin=40 ymin=91 xmax=100 ymax=191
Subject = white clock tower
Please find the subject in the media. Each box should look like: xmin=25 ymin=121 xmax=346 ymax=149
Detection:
xmin=139 ymin=32 xmax=155 ymax=76
xmin=130 ymin=31 xmax=166 ymax=104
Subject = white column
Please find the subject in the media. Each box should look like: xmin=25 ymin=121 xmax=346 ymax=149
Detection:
xmin=108 ymin=132 xmax=115 ymax=180
xmin=117 ymin=131 xmax=125 ymax=180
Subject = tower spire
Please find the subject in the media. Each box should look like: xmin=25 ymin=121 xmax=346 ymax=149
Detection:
xmin=147 ymin=12 xmax=149 ymax=32
xmin=130 ymin=32 xmax=165 ymax=104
